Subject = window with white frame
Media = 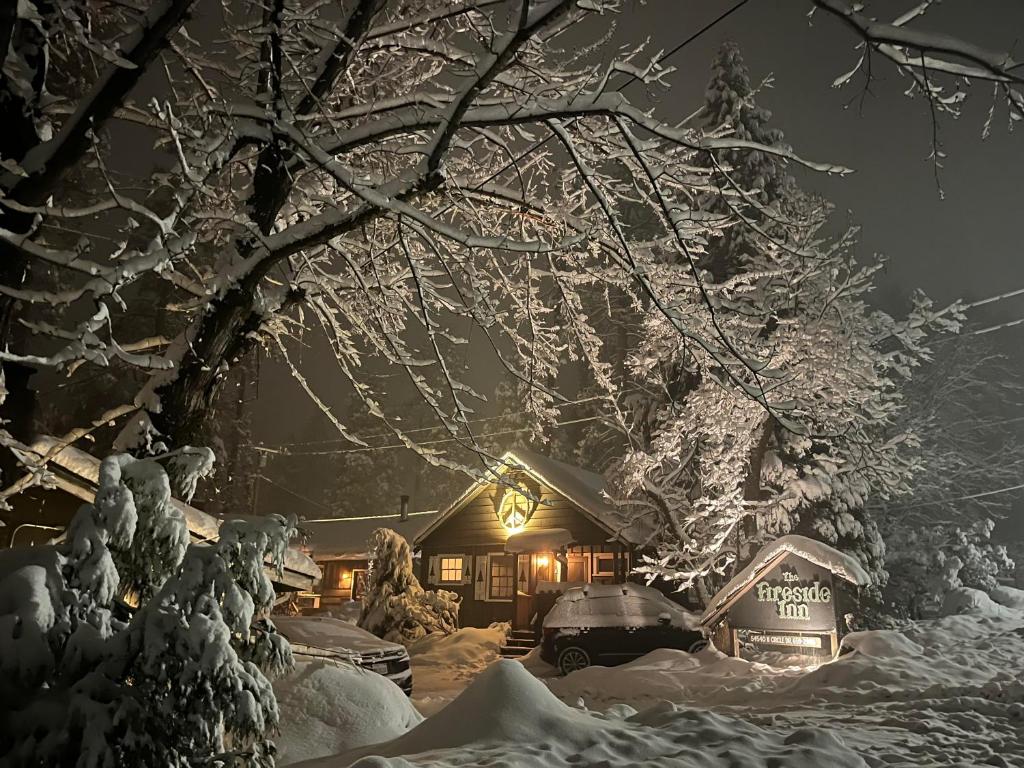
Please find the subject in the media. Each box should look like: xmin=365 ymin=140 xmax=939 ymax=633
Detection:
xmin=488 ymin=554 xmax=515 ymax=600
xmin=439 ymin=556 xmax=465 ymax=584
xmin=593 ymin=553 xmax=615 ymax=576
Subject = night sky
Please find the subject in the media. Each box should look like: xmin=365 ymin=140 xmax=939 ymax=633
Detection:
xmin=249 ymin=1 xmax=1024 ymax=522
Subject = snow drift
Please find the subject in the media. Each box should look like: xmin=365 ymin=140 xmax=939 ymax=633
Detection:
xmin=274 ymin=660 xmax=423 ymax=766
xmin=294 ymin=659 xmax=867 ymax=768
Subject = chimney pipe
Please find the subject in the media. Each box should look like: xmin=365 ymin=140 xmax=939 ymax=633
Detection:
xmin=400 ymin=495 xmax=410 ymax=521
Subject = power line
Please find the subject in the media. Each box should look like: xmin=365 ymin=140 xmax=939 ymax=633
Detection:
xmin=256 ymin=395 xmax=606 ymax=450
xmin=253 ymin=415 xmax=602 ymax=457
xmin=303 ymin=509 xmax=438 ymax=524
xmin=881 ymin=482 xmax=1024 ymax=512
xmin=613 ymin=0 xmax=753 ymax=92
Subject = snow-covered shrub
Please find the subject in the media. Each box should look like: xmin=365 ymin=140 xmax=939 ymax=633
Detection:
xmin=885 ymin=518 xmax=1014 ymax=618
xmin=359 ymin=528 xmax=460 ymax=645
xmin=0 ymin=450 xmax=296 ymax=767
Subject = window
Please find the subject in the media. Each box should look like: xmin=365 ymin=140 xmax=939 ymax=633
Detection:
xmin=351 ymin=569 xmax=367 ymax=600
xmin=593 ymin=554 xmax=616 ymax=577
xmin=439 ymin=556 xmax=464 ymax=584
xmin=488 ymin=554 xmax=514 ymax=600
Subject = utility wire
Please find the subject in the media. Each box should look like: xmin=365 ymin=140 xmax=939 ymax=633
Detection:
xmin=879 ymin=482 xmax=1024 ymax=512
xmin=303 ymin=509 xmax=439 ymax=524
xmin=256 ymin=395 xmax=606 ymax=450
xmin=253 ymin=415 xmax=602 ymax=457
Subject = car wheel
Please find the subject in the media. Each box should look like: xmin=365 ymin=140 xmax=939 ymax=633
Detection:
xmin=687 ymin=638 xmax=708 ymax=654
xmin=557 ymin=645 xmax=591 ymax=675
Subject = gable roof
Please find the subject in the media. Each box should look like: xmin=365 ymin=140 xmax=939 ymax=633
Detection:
xmin=414 ymin=447 xmax=654 ymax=547
xmin=701 ymin=534 xmax=871 ymax=628
xmin=18 ymin=436 xmax=320 ymax=591
xmin=303 ymin=510 xmax=442 ymax=560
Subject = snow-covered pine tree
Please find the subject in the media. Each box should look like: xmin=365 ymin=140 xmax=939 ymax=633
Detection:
xmin=359 ymin=527 xmax=459 ymax=645
xmin=604 ymin=43 xmax=962 ymax=601
xmin=0 ymin=449 xmax=295 ymax=767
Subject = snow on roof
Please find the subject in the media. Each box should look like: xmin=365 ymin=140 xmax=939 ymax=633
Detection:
xmin=416 ymin=447 xmax=654 ymax=546
xmin=504 ymin=527 xmax=574 ymax=554
xmin=22 ymin=436 xmax=320 ymax=586
xmin=304 ymin=510 xmax=442 ymax=559
xmin=701 ymin=535 xmax=871 ymax=626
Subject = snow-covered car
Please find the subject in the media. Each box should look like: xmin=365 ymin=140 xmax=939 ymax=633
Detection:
xmin=540 ymin=583 xmax=706 ymax=675
xmin=274 ymin=616 xmax=413 ymax=695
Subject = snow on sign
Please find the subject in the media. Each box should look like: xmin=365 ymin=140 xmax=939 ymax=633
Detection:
xmin=701 ymin=535 xmax=870 ymax=660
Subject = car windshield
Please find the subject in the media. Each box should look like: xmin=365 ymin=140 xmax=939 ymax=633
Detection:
xmin=543 ymin=584 xmax=700 ymax=630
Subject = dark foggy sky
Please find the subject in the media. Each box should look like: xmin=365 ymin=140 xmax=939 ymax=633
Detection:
xmin=251 ymin=1 xmax=1024 ymax=518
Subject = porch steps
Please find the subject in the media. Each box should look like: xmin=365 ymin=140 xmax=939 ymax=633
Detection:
xmin=500 ymin=630 xmax=538 ymax=658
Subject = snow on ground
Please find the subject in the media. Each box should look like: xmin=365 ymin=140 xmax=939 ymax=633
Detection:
xmin=283 ymin=589 xmax=1024 ymax=767
xmin=274 ymin=660 xmax=423 ymax=766
xmin=294 ymin=660 xmax=867 ymax=768
xmin=547 ymin=593 xmax=1024 ymax=767
xmin=406 ymin=624 xmax=507 ymax=715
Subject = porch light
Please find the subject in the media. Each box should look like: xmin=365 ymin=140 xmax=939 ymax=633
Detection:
xmin=536 ymin=555 xmax=550 ymax=567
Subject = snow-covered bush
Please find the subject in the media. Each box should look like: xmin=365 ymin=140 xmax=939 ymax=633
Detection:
xmin=0 ymin=450 xmax=295 ymax=767
xmin=359 ymin=528 xmax=459 ymax=645
xmin=885 ymin=518 xmax=1014 ymax=618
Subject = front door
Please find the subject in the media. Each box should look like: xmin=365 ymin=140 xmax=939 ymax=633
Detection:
xmin=512 ymin=553 xmax=558 ymax=632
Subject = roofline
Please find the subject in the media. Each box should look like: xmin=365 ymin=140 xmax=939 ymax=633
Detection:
xmin=700 ymin=551 xmax=789 ymax=629
xmin=414 ymin=450 xmax=621 ymax=545
xmin=12 ymin=436 xmax=320 ymax=589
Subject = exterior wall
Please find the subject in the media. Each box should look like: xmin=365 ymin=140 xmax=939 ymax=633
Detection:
xmin=418 ymin=477 xmax=634 ymax=629
xmin=314 ymin=558 xmax=369 ymax=609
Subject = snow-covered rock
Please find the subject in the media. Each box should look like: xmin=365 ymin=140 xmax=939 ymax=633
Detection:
xmin=274 ymin=660 xmax=423 ymax=766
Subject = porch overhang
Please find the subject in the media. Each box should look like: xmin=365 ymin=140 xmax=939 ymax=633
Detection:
xmin=504 ymin=527 xmax=575 ymax=554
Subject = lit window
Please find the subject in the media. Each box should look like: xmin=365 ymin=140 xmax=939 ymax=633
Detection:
xmin=489 ymin=555 xmax=514 ymax=600
xmin=440 ymin=556 xmax=464 ymax=584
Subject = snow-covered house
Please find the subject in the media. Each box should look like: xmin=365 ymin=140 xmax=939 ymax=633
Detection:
xmin=414 ymin=448 xmax=654 ymax=632
xmin=1 ymin=435 xmax=320 ymax=593
xmin=300 ymin=509 xmax=442 ymax=611
xmin=700 ymin=535 xmax=870 ymax=659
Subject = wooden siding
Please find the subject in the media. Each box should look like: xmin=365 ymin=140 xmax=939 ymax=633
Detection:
xmin=422 ymin=479 xmax=613 ymax=550
xmin=419 ymin=478 xmax=640 ymax=629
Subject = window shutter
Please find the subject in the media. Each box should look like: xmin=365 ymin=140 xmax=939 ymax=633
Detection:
xmin=461 ymin=557 xmax=473 ymax=585
xmin=427 ymin=555 xmax=439 ymax=586
xmin=474 ymin=556 xmax=487 ymax=600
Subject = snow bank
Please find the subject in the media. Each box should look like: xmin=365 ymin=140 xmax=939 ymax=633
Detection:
xmin=273 ymin=660 xmax=423 ymax=766
xmin=940 ymin=587 xmax=1017 ymax=618
xmin=406 ymin=625 xmax=506 ymax=715
xmin=293 ymin=660 xmax=867 ymax=768
xmin=990 ymin=585 xmax=1024 ymax=611
xmin=548 ymin=645 xmax=804 ymax=709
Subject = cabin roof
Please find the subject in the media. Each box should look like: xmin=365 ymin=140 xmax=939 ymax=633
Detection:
xmin=700 ymin=534 xmax=870 ymax=628
xmin=414 ymin=447 xmax=655 ymax=547
xmin=20 ymin=436 xmax=320 ymax=591
xmin=303 ymin=509 xmax=443 ymax=560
